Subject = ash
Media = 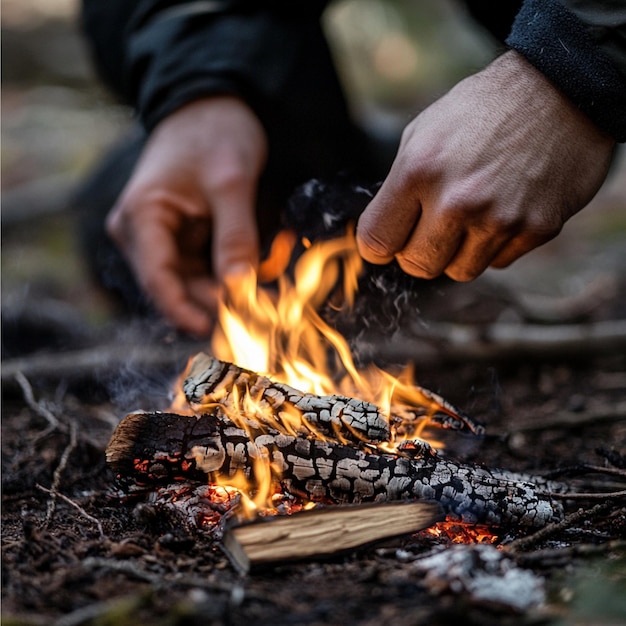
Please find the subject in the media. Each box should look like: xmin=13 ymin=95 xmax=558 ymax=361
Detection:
xmin=411 ymin=543 xmax=546 ymax=612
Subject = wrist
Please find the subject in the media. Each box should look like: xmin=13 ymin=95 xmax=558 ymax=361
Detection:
xmin=485 ymin=50 xmax=615 ymax=150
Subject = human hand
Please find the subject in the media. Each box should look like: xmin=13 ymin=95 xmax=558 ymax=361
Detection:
xmin=356 ymin=51 xmax=615 ymax=282
xmin=106 ymin=96 xmax=268 ymax=335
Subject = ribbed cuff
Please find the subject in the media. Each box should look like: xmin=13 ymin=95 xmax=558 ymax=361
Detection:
xmin=506 ymin=0 xmax=626 ymax=141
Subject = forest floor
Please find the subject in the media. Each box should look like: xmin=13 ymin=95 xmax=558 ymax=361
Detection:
xmin=2 ymin=5 xmax=626 ymax=626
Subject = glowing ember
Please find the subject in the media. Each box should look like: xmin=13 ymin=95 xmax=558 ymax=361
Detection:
xmin=425 ymin=522 xmax=500 ymax=545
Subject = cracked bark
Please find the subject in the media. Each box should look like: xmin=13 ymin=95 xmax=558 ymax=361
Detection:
xmin=107 ymin=410 xmax=564 ymax=529
xmin=183 ymin=353 xmax=484 ymax=444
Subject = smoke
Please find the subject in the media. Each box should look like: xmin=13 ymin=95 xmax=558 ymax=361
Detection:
xmin=284 ymin=177 xmax=447 ymax=357
xmin=98 ymin=319 xmax=200 ymax=413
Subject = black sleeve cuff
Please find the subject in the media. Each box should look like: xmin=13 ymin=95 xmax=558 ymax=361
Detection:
xmin=506 ymin=0 xmax=626 ymax=141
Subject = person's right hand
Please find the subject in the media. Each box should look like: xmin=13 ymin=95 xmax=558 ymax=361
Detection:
xmin=356 ymin=51 xmax=615 ymax=283
xmin=106 ymin=96 xmax=268 ymax=336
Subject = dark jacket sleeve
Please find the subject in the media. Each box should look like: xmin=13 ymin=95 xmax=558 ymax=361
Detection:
xmin=80 ymin=0 xmax=375 ymax=197
xmin=505 ymin=0 xmax=626 ymax=141
xmin=82 ymin=1 xmax=333 ymax=131
xmin=82 ymin=0 xmax=626 ymax=145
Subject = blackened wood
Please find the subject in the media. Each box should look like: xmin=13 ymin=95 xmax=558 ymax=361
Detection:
xmin=106 ymin=411 xmax=564 ymax=528
xmin=183 ymin=354 xmax=483 ymax=443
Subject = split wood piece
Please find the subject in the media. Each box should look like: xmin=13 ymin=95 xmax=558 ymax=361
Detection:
xmin=106 ymin=411 xmax=564 ymax=529
xmin=222 ymin=500 xmax=443 ymax=573
xmin=183 ymin=354 xmax=483 ymax=446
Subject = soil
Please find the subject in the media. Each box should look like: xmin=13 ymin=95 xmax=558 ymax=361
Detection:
xmin=3 ymin=324 xmax=626 ymax=626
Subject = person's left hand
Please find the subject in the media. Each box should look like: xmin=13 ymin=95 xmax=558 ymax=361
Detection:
xmin=106 ymin=96 xmax=268 ymax=335
xmin=356 ymin=51 xmax=615 ymax=282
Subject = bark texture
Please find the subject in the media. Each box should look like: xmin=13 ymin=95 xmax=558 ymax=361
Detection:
xmin=183 ymin=354 xmax=484 ymax=445
xmin=107 ymin=410 xmax=564 ymax=528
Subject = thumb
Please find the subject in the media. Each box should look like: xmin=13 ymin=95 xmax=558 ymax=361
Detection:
xmin=211 ymin=184 xmax=260 ymax=281
xmin=356 ymin=173 xmax=421 ymax=265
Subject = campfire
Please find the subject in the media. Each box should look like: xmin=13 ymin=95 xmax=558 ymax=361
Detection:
xmin=4 ymin=181 xmax=625 ymax=623
xmin=106 ymin=224 xmax=571 ymax=573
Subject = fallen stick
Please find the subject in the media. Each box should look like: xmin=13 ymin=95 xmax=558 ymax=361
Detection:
xmin=514 ymin=539 xmax=626 ymax=566
xmin=504 ymin=502 xmax=614 ymax=554
xmin=106 ymin=410 xmax=564 ymax=529
xmin=1 ymin=342 xmax=200 ymax=385
xmin=3 ymin=318 xmax=625 ymax=386
xmin=495 ymin=402 xmax=626 ymax=436
xmin=362 ymin=319 xmax=626 ymax=365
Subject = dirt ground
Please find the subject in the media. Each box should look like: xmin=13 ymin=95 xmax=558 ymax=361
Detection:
xmin=2 ymin=4 xmax=626 ymax=626
xmin=2 ymin=338 xmax=626 ymax=625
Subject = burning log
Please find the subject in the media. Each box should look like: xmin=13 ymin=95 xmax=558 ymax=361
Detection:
xmin=183 ymin=353 xmax=484 ymax=443
xmin=184 ymin=353 xmax=390 ymax=444
xmin=106 ymin=409 xmax=564 ymax=529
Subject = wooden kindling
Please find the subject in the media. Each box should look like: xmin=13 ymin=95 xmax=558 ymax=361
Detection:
xmin=107 ymin=354 xmax=565 ymax=529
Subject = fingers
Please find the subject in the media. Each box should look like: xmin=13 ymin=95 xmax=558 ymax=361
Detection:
xmin=103 ymin=96 xmax=269 ymax=334
xmin=356 ymin=173 xmax=423 ymax=265
xmin=378 ymin=205 xmax=512 ymax=282
xmin=358 ymin=178 xmax=525 ymax=281
xmin=443 ymin=228 xmax=513 ymax=280
xmin=206 ymin=166 xmax=260 ymax=282
xmin=394 ymin=206 xmax=463 ymax=279
xmin=107 ymin=201 xmax=216 ymax=336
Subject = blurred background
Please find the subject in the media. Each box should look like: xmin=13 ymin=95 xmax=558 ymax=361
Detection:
xmin=2 ymin=0 xmax=625 ymax=359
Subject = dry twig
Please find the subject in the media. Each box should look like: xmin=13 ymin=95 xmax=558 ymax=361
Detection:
xmin=548 ymin=489 xmax=626 ymax=501
xmin=368 ymin=319 xmax=626 ymax=365
xmin=495 ymin=403 xmax=626 ymax=436
xmin=15 ymin=371 xmax=62 ymax=437
xmin=81 ymin=557 xmax=250 ymax=595
xmin=3 ymin=342 xmax=199 ymax=384
xmin=515 ymin=539 xmax=626 ymax=566
xmin=36 ymin=484 xmax=104 ymax=538
xmin=45 ymin=420 xmax=78 ymax=524
xmin=504 ymin=502 xmax=614 ymax=553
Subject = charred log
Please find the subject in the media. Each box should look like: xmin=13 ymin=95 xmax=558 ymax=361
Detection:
xmin=106 ymin=410 xmax=564 ymax=528
xmin=183 ymin=353 xmax=484 ymax=443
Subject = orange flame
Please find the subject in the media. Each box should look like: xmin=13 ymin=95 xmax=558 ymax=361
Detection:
xmin=174 ymin=229 xmax=465 ymax=521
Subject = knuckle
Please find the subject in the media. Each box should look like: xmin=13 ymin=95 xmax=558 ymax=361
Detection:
xmin=529 ymin=210 xmax=564 ymax=239
xmin=105 ymin=205 xmax=125 ymax=242
xmin=445 ymin=265 xmax=480 ymax=282
xmin=356 ymin=228 xmax=396 ymax=261
xmin=215 ymin=224 xmax=258 ymax=272
xmin=204 ymin=155 xmax=253 ymax=196
xmin=490 ymin=256 xmax=513 ymax=269
xmin=396 ymin=252 xmax=441 ymax=279
xmin=141 ymin=273 xmax=159 ymax=295
xmin=218 ymin=223 xmax=256 ymax=250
